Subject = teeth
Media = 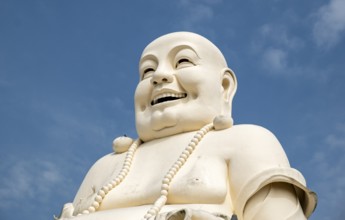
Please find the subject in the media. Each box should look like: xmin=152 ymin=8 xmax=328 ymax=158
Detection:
xmin=151 ymin=93 xmax=187 ymax=106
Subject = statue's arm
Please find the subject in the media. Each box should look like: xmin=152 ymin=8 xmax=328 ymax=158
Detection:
xmin=227 ymin=125 xmax=315 ymax=220
xmin=243 ymin=182 xmax=306 ymax=220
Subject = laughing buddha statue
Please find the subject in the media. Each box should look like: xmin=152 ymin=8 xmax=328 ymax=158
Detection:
xmin=56 ymin=32 xmax=317 ymax=220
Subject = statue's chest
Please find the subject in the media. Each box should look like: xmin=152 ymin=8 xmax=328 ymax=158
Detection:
xmin=99 ymin=140 xmax=228 ymax=209
xmin=168 ymin=155 xmax=228 ymax=203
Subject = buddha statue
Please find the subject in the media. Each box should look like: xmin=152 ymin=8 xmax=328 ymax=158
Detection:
xmin=56 ymin=32 xmax=317 ymax=220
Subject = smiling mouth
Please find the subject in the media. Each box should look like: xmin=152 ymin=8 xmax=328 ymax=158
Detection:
xmin=151 ymin=93 xmax=187 ymax=106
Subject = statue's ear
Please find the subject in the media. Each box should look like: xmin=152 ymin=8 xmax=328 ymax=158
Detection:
xmin=221 ymin=68 xmax=237 ymax=115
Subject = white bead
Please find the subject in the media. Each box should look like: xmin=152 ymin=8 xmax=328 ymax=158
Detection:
xmin=213 ymin=115 xmax=233 ymax=130
xmin=130 ymin=144 xmax=138 ymax=149
xmin=98 ymin=190 xmax=105 ymax=197
xmin=161 ymin=189 xmax=168 ymax=196
xmin=154 ymin=196 xmax=167 ymax=207
xmin=182 ymin=153 xmax=190 ymax=160
xmin=95 ymin=195 xmax=102 ymax=202
xmin=167 ymin=171 xmax=175 ymax=178
xmin=176 ymin=160 xmax=183 ymax=167
xmin=88 ymin=206 xmax=96 ymax=212
xmin=110 ymin=182 xmax=117 ymax=188
xmin=118 ymin=174 xmax=125 ymax=179
xmin=186 ymin=146 xmax=194 ymax=152
xmin=180 ymin=154 xmax=187 ymax=160
xmin=82 ymin=210 xmax=89 ymax=214
xmin=173 ymin=164 xmax=180 ymax=170
xmin=170 ymin=167 xmax=177 ymax=174
xmin=128 ymin=149 xmax=135 ymax=154
xmin=194 ymin=134 xmax=202 ymax=140
xmin=177 ymin=157 xmax=186 ymax=165
xmin=161 ymin=184 xmax=169 ymax=190
xmin=200 ymin=128 xmax=207 ymax=134
xmin=165 ymin=173 xmax=173 ymax=179
xmin=112 ymin=136 xmax=134 ymax=153
xmin=162 ymin=178 xmax=170 ymax=184
xmin=92 ymin=201 xmax=100 ymax=209
xmin=102 ymin=186 xmax=109 ymax=194
xmin=107 ymin=183 xmax=113 ymax=189
xmin=192 ymin=138 xmax=199 ymax=143
xmin=183 ymin=150 xmax=191 ymax=156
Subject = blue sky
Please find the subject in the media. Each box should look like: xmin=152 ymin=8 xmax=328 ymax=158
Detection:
xmin=1 ymin=0 xmax=344 ymax=219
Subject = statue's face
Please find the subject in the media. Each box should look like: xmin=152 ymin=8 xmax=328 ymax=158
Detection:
xmin=135 ymin=32 xmax=228 ymax=141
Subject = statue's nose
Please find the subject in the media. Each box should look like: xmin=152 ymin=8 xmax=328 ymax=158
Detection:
xmin=150 ymin=70 xmax=173 ymax=85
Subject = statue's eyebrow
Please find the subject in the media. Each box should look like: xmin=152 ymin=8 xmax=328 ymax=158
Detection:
xmin=139 ymin=54 xmax=157 ymax=66
xmin=139 ymin=44 xmax=200 ymax=67
xmin=168 ymin=44 xmax=200 ymax=59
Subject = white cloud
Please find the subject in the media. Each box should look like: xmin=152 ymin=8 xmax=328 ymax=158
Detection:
xmin=306 ymin=122 xmax=345 ymax=219
xmin=179 ymin=0 xmax=222 ymax=6
xmin=259 ymin=24 xmax=304 ymax=50
xmin=310 ymin=149 xmax=345 ymax=219
xmin=0 ymin=159 xmax=63 ymax=208
xmin=326 ymin=134 xmax=345 ymax=150
xmin=187 ymin=4 xmax=213 ymax=24
xmin=48 ymin=109 xmax=106 ymax=142
xmin=29 ymin=97 xmax=115 ymax=149
xmin=325 ymin=123 xmax=345 ymax=150
xmin=252 ymin=23 xmax=332 ymax=80
xmin=261 ymin=48 xmax=287 ymax=72
xmin=106 ymin=96 xmax=129 ymax=114
xmin=251 ymin=24 xmax=308 ymax=76
xmin=313 ymin=0 xmax=345 ymax=48
xmin=177 ymin=0 xmax=221 ymax=29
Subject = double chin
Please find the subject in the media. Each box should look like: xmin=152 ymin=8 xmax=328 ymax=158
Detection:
xmin=151 ymin=109 xmax=177 ymax=131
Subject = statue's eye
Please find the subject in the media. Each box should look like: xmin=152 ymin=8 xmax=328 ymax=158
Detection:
xmin=144 ymin=68 xmax=155 ymax=74
xmin=142 ymin=68 xmax=155 ymax=80
xmin=176 ymin=58 xmax=194 ymax=69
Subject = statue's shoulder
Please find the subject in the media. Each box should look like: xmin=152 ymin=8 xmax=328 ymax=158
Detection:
xmin=92 ymin=152 xmax=117 ymax=166
xmin=87 ymin=152 xmax=125 ymax=177
xmin=215 ymin=124 xmax=286 ymax=158
xmin=218 ymin=124 xmax=280 ymax=144
xmin=230 ymin=123 xmax=275 ymax=134
xmin=76 ymin=153 xmax=123 ymax=189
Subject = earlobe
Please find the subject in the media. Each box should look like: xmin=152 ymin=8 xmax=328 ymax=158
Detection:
xmin=218 ymin=68 xmax=237 ymax=124
xmin=221 ymin=68 xmax=237 ymax=104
